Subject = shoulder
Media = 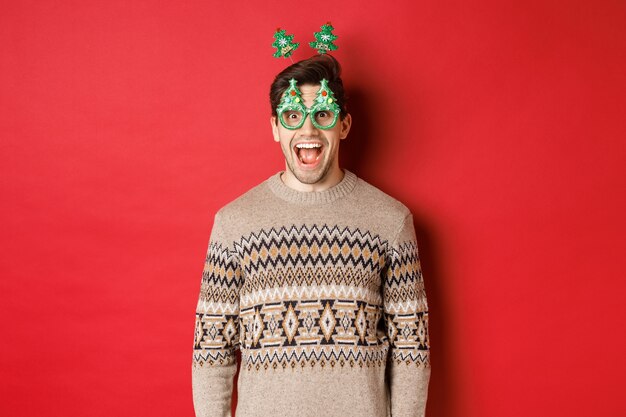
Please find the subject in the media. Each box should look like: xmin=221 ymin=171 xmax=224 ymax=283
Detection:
xmin=352 ymin=175 xmax=412 ymax=220
xmin=216 ymin=180 xmax=269 ymax=219
xmin=206 ymin=175 xmax=274 ymax=244
xmin=213 ymin=175 xmax=274 ymax=223
xmin=345 ymin=174 xmax=414 ymax=242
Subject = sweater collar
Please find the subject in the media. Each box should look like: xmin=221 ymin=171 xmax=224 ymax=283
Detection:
xmin=267 ymin=169 xmax=358 ymax=204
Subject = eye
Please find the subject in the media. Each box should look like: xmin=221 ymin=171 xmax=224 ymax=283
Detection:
xmin=282 ymin=111 xmax=301 ymax=120
xmin=317 ymin=111 xmax=328 ymax=118
xmin=281 ymin=110 xmax=304 ymax=127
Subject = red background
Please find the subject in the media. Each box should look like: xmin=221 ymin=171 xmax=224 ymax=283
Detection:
xmin=2 ymin=1 xmax=625 ymax=416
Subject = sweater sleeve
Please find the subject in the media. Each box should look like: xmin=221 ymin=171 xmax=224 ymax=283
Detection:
xmin=192 ymin=212 xmax=243 ymax=417
xmin=384 ymin=213 xmax=431 ymax=417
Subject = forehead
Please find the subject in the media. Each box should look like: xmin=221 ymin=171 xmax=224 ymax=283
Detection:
xmin=297 ymin=83 xmax=321 ymax=104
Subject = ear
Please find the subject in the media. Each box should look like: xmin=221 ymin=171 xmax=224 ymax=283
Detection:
xmin=270 ymin=116 xmax=280 ymax=142
xmin=339 ymin=113 xmax=352 ymax=140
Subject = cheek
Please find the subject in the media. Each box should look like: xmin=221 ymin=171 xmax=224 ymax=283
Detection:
xmin=278 ymin=133 xmax=296 ymax=153
xmin=275 ymin=127 xmax=291 ymax=142
xmin=325 ymin=133 xmax=342 ymax=149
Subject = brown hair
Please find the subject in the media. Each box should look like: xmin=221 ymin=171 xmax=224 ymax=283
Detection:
xmin=269 ymin=54 xmax=348 ymax=120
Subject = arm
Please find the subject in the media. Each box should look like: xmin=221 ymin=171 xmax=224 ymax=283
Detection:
xmin=192 ymin=212 xmax=243 ymax=417
xmin=384 ymin=213 xmax=431 ymax=417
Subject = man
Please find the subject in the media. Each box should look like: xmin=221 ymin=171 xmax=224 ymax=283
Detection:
xmin=192 ymin=55 xmax=430 ymax=417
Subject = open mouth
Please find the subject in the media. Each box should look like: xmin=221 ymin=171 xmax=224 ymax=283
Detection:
xmin=294 ymin=142 xmax=323 ymax=167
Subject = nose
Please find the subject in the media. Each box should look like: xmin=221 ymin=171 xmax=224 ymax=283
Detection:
xmin=299 ymin=113 xmax=319 ymax=136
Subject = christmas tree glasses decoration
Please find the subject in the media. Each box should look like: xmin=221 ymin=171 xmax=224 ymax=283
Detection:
xmin=310 ymin=22 xmax=338 ymax=55
xmin=272 ymin=28 xmax=300 ymax=59
xmin=277 ymin=78 xmax=341 ymax=130
xmin=277 ymin=78 xmax=306 ymax=127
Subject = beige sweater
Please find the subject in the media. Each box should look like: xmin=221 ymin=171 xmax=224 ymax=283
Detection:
xmin=192 ymin=170 xmax=430 ymax=417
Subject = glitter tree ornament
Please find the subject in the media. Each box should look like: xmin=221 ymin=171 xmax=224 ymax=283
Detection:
xmin=272 ymin=28 xmax=300 ymax=58
xmin=311 ymin=79 xmax=340 ymax=129
xmin=276 ymin=78 xmax=307 ymax=129
xmin=310 ymin=22 xmax=338 ymax=55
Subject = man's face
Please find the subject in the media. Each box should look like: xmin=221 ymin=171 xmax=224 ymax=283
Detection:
xmin=271 ymin=83 xmax=351 ymax=189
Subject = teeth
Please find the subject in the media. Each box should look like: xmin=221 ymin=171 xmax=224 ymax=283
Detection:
xmin=296 ymin=143 xmax=322 ymax=149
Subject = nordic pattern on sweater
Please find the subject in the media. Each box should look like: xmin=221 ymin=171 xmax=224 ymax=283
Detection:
xmin=193 ymin=224 xmax=429 ymax=371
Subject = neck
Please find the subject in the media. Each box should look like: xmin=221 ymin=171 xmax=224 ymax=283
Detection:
xmin=281 ymin=164 xmax=344 ymax=192
xmin=268 ymin=169 xmax=358 ymax=204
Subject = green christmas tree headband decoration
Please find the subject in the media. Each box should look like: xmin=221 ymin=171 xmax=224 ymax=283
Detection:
xmin=276 ymin=78 xmax=341 ymax=130
xmin=272 ymin=28 xmax=300 ymax=58
xmin=272 ymin=22 xmax=338 ymax=58
xmin=310 ymin=23 xmax=338 ymax=55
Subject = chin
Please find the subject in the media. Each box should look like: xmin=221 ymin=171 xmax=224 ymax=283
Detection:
xmin=289 ymin=159 xmax=332 ymax=185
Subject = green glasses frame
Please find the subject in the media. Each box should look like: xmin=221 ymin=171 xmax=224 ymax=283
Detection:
xmin=276 ymin=78 xmax=341 ymax=130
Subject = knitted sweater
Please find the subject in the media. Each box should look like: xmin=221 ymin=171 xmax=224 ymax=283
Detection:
xmin=192 ymin=170 xmax=430 ymax=417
